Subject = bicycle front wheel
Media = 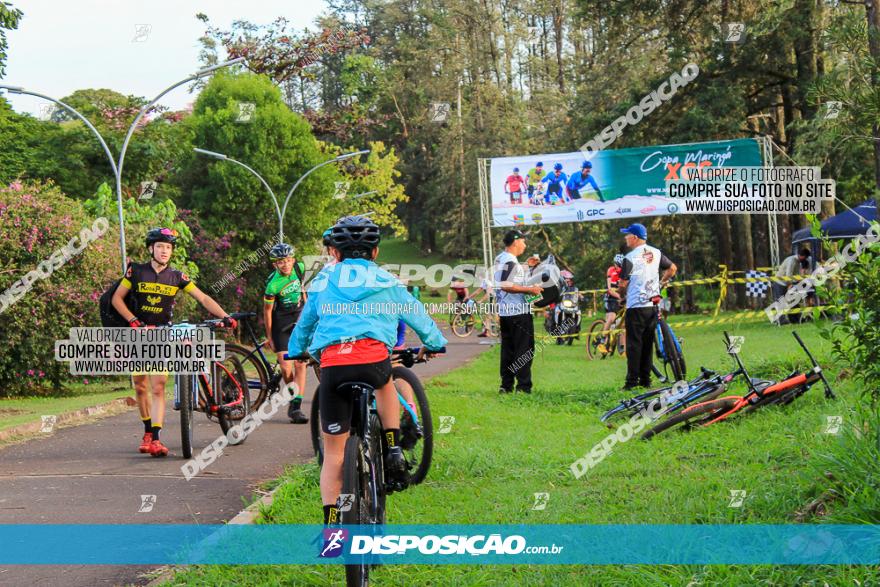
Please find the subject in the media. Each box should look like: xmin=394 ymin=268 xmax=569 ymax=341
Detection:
xmin=586 ymin=320 xmax=607 ymax=360
xmin=342 ymin=434 xmax=370 ymax=586
xmin=310 ymin=386 xmax=323 ymax=465
xmin=641 ymin=397 xmax=737 ymax=440
xmin=216 ymin=358 xmax=251 ymax=444
xmin=392 ymin=366 xmax=433 ymax=485
xmin=451 ymin=312 xmax=475 ymax=337
xmin=178 ymin=374 xmax=195 ymax=459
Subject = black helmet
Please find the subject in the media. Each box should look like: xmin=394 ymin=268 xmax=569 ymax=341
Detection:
xmin=146 ymin=227 xmax=178 ymax=247
xmin=329 ymin=215 xmax=381 ymax=259
xmin=269 ymin=243 xmax=294 ymax=261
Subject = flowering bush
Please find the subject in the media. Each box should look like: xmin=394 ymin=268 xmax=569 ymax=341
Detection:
xmin=0 ymin=181 xmax=120 ymax=395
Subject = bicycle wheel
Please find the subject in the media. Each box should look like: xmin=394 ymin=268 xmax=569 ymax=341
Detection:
xmin=600 ymin=389 xmax=662 ymax=427
xmin=451 ymin=312 xmax=475 ymax=337
xmin=368 ymin=412 xmax=387 ymax=523
xmin=392 ymin=366 xmax=433 ymax=485
xmin=641 ymin=397 xmax=738 ymax=440
xmin=310 ymin=386 xmax=323 ymax=465
xmin=342 ymin=434 xmax=370 ymax=587
xmin=178 ymin=374 xmax=194 ymax=459
xmin=223 ymin=342 xmax=270 ymax=412
xmin=217 ymin=358 xmax=251 ymax=444
xmin=659 ymin=321 xmax=686 ymax=382
xmin=586 ymin=320 xmax=608 ymax=360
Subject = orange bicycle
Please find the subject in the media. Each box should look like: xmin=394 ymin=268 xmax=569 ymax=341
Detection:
xmin=642 ymin=330 xmax=835 ymax=439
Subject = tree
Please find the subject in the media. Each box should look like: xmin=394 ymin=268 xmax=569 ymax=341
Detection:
xmin=176 ymin=72 xmax=343 ymax=254
xmin=0 ymin=1 xmax=22 ymax=78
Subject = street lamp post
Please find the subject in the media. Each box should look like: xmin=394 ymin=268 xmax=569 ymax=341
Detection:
xmin=0 ymin=57 xmax=244 ymax=275
xmin=193 ymin=147 xmax=283 ymax=238
xmin=279 ymin=149 xmax=370 ymax=241
xmin=0 ymin=85 xmax=124 ymax=270
xmin=116 ymin=58 xmax=244 ymax=268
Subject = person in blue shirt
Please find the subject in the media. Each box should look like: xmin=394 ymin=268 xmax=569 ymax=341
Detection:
xmin=541 ymin=163 xmax=568 ymax=205
xmin=567 ymin=161 xmax=604 ymax=202
xmin=288 ymin=215 xmax=447 ymax=526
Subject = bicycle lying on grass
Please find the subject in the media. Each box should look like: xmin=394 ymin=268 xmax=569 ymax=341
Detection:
xmin=308 ymin=346 xmax=440 ymax=485
xmin=641 ymin=330 xmax=835 ymax=440
xmin=173 ymin=318 xmax=250 ymax=459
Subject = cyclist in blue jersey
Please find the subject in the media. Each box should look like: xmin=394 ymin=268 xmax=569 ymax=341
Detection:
xmin=567 ymin=161 xmax=604 ymax=202
xmin=541 ymin=163 xmax=568 ymax=205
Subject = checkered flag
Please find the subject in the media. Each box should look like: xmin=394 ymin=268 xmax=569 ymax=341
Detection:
xmin=745 ymin=270 xmax=769 ymax=298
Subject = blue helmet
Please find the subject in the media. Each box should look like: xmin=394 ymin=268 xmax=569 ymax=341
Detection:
xmin=553 ymin=163 xmax=563 ymax=171
xmin=536 ymin=161 xmax=544 ymax=167
xmin=582 ymin=161 xmax=593 ymax=169
xmin=513 ymin=167 xmax=520 ymax=172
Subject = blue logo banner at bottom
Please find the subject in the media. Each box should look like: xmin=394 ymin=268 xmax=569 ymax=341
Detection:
xmin=0 ymin=525 xmax=878 ymax=565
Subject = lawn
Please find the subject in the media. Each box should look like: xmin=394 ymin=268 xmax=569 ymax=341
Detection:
xmin=0 ymin=379 xmax=132 ymax=434
xmin=164 ymin=318 xmax=878 ymax=586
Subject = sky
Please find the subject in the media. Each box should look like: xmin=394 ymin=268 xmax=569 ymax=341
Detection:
xmin=3 ymin=0 xmax=328 ymax=116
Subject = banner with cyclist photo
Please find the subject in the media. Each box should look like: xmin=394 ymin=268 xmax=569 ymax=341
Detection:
xmin=488 ymin=138 xmax=762 ymax=227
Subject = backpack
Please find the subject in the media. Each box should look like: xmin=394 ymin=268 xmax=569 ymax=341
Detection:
xmin=99 ymin=264 xmax=136 ymax=327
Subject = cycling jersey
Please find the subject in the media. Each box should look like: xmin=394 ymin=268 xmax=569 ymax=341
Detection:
xmin=566 ymin=172 xmax=602 ymax=200
xmin=526 ymin=168 xmax=545 ymax=185
xmin=120 ymin=262 xmax=195 ymax=326
xmin=264 ymin=264 xmax=305 ymax=315
xmin=506 ymin=174 xmax=526 ymax=192
xmin=542 ymin=171 xmax=567 ymax=188
xmin=451 ymin=286 xmax=467 ymax=302
xmin=607 ymin=265 xmax=621 ymax=286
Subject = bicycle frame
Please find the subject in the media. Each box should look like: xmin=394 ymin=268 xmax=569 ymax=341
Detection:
xmin=172 ymin=321 xmax=245 ymax=416
xmin=351 ymin=382 xmax=382 ymax=522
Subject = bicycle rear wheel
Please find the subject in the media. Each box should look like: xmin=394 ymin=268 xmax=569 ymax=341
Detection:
xmin=392 ymin=366 xmax=433 ymax=485
xmin=342 ymin=434 xmax=370 ymax=586
xmin=659 ymin=321 xmax=686 ymax=382
xmin=216 ymin=358 xmax=251 ymax=444
xmin=223 ymin=342 xmax=270 ymax=412
xmin=641 ymin=397 xmax=737 ymax=440
xmin=178 ymin=374 xmax=194 ymax=459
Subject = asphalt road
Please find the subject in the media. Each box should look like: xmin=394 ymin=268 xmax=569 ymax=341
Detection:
xmin=0 ymin=331 xmax=491 ymax=587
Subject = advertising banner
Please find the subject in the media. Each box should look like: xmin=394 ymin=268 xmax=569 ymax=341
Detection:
xmin=489 ymin=138 xmax=763 ymax=227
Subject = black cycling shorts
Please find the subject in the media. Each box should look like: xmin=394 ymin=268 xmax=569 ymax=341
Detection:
xmin=604 ymin=296 xmax=621 ymax=313
xmin=271 ymin=308 xmax=302 ymax=352
xmin=319 ymin=358 xmax=392 ymax=435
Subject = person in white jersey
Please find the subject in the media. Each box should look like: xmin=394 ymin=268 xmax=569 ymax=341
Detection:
xmin=616 ymin=223 xmax=677 ymax=390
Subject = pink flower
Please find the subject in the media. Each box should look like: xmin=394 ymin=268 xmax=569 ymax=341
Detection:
xmin=38 ymin=371 xmax=45 ymax=377
xmin=83 ymin=379 xmax=90 ymax=385
xmin=9 ymin=181 xmax=23 ymax=191
xmin=27 ymin=369 xmax=35 ymax=376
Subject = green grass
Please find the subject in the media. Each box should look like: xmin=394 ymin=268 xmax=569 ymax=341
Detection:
xmin=0 ymin=380 xmax=131 ymax=433
xmin=379 ymin=237 xmax=478 ymax=268
xmin=165 ymin=320 xmax=879 ymax=586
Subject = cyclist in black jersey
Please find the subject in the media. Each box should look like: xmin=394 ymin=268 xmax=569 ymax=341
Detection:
xmin=111 ymin=227 xmax=235 ymax=457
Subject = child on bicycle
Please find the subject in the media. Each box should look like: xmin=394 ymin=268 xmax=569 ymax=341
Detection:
xmin=287 ymin=215 xmax=447 ymax=525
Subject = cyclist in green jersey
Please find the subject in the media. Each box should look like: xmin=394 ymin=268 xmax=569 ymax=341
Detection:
xmin=264 ymin=243 xmax=308 ymax=424
xmin=526 ymin=161 xmax=545 ymax=205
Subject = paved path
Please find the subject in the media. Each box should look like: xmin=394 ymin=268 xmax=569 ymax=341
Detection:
xmin=0 ymin=332 xmax=492 ymax=586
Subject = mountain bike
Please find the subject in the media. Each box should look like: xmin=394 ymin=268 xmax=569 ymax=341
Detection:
xmin=172 ymin=318 xmax=250 ymax=459
xmin=309 ymin=347 xmax=440 ymax=485
xmin=586 ymin=308 xmax=625 ymax=359
xmin=641 ymin=331 xmax=835 ymax=439
xmin=450 ymin=300 xmax=498 ymax=338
